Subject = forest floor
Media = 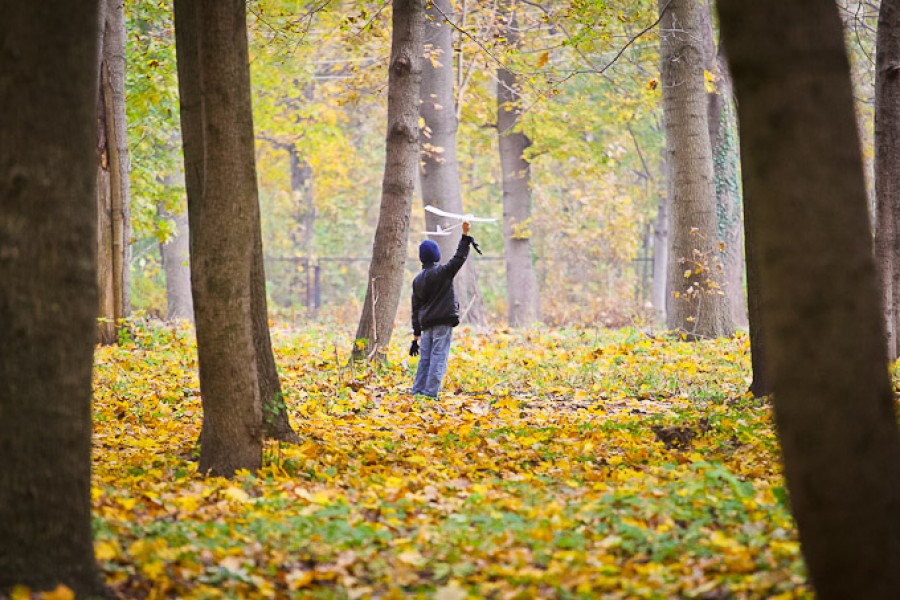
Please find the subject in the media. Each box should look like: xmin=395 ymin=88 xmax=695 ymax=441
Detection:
xmin=87 ymin=322 xmax=812 ymax=599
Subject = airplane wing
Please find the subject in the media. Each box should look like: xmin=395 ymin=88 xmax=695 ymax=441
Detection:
xmin=424 ymin=204 xmax=497 ymax=223
xmin=421 ymin=229 xmax=453 ymax=236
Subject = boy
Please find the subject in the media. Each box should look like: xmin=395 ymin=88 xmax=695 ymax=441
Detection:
xmin=410 ymin=221 xmax=476 ymax=398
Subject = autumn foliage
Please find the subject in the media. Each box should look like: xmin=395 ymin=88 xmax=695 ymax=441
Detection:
xmin=64 ymin=322 xmax=813 ymax=598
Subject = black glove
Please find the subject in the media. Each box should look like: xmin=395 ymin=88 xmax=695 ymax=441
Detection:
xmin=409 ymin=339 xmax=419 ymax=356
xmin=463 ymin=235 xmax=483 ymax=255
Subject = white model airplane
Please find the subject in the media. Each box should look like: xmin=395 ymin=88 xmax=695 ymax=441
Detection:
xmin=420 ymin=223 xmax=458 ymax=236
xmin=424 ymin=204 xmax=498 ymax=223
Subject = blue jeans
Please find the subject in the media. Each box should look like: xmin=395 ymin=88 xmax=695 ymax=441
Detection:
xmin=411 ymin=324 xmax=453 ymax=398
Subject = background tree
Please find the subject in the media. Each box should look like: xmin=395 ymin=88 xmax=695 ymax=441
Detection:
xmin=876 ymin=0 xmax=900 ymax=360
xmin=97 ymin=0 xmax=132 ymax=344
xmin=659 ymin=0 xmax=732 ymax=338
xmin=159 ymin=171 xmax=194 ymax=321
xmin=497 ymin=1 xmax=541 ymax=327
xmin=352 ymin=0 xmax=425 ymax=359
xmin=420 ymin=0 xmax=487 ymax=326
xmin=174 ymin=0 xmax=264 ymax=476
xmin=0 ymin=2 xmax=103 ymax=595
xmin=719 ymin=0 xmax=900 ymax=595
xmin=701 ymin=4 xmax=746 ymax=327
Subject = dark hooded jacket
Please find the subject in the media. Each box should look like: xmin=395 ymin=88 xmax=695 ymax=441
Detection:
xmin=411 ymin=235 xmax=474 ymax=336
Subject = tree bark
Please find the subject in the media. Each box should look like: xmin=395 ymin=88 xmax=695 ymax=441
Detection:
xmin=659 ymin=0 xmax=733 ymax=339
xmin=742 ymin=171 xmax=770 ymax=397
xmin=497 ymin=4 xmax=540 ymax=328
xmin=96 ymin=0 xmax=131 ymax=345
xmin=175 ymin=0 xmax=263 ymax=476
xmin=252 ymin=226 xmax=300 ymax=443
xmin=420 ymin=0 xmax=487 ymax=326
xmin=876 ymin=0 xmax=900 ymax=360
xmin=719 ymin=1 xmax=900 ymax=596
xmin=0 ymin=2 xmax=102 ymax=595
xmin=704 ymin=37 xmax=747 ymax=327
xmin=352 ymin=0 xmax=424 ymax=360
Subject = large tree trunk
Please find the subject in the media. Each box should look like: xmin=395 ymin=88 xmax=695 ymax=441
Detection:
xmin=719 ymin=1 xmax=900 ymax=596
xmin=420 ymin=0 xmax=487 ymax=326
xmin=96 ymin=0 xmax=131 ymax=345
xmin=497 ymin=5 xmax=540 ymax=328
xmin=742 ymin=186 xmax=770 ymax=398
xmin=659 ymin=0 xmax=733 ymax=339
xmin=0 ymin=2 xmax=102 ymax=595
xmin=876 ymin=0 xmax=900 ymax=360
xmin=175 ymin=0 xmax=263 ymax=476
xmin=160 ymin=205 xmax=194 ymax=322
xmin=352 ymin=0 xmax=424 ymax=360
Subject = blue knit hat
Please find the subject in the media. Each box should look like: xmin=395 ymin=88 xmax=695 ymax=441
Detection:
xmin=419 ymin=239 xmax=441 ymax=264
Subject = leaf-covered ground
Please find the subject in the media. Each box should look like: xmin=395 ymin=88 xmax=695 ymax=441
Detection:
xmin=89 ymin=323 xmax=810 ymax=599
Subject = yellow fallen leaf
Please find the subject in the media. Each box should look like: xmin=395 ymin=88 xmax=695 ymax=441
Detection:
xmin=396 ymin=549 xmax=425 ymax=566
xmin=223 ymin=487 xmax=250 ymax=503
xmin=40 ymin=585 xmax=74 ymax=600
xmin=286 ymin=569 xmax=314 ymax=590
xmin=435 ymin=581 xmax=468 ymax=600
xmin=10 ymin=586 xmax=30 ymax=600
xmin=95 ymin=540 xmax=119 ymax=561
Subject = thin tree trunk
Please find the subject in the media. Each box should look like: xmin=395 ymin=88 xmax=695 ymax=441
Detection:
xmin=877 ymin=0 xmax=900 ymax=360
xmin=659 ymin=0 xmax=733 ymax=339
xmin=652 ymin=168 xmax=669 ymax=323
xmin=97 ymin=0 xmax=131 ymax=345
xmin=175 ymin=0 xmax=263 ymax=477
xmin=0 ymin=2 xmax=102 ymax=595
xmin=160 ymin=202 xmax=194 ymax=322
xmin=420 ymin=0 xmax=487 ymax=326
xmin=288 ymin=146 xmax=315 ymax=254
xmin=719 ymin=1 xmax=900 ymax=595
xmin=704 ymin=42 xmax=747 ymax=327
xmin=497 ymin=4 xmax=540 ymax=328
xmin=252 ymin=226 xmax=300 ymax=443
xmin=352 ymin=0 xmax=425 ymax=360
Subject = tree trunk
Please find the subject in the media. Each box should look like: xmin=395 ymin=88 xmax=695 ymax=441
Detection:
xmin=877 ymin=0 xmax=900 ymax=360
xmin=96 ymin=0 xmax=131 ymax=345
xmin=252 ymin=226 xmax=300 ymax=443
xmin=288 ymin=145 xmax=315 ymax=312
xmin=0 ymin=2 xmax=102 ymax=595
xmin=652 ymin=170 xmax=669 ymax=323
xmin=289 ymin=146 xmax=315 ymax=254
xmin=160 ymin=204 xmax=194 ymax=321
xmin=352 ymin=0 xmax=424 ymax=360
xmin=719 ymin=1 xmax=900 ymax=596
xmin=497 ymin=5 xmax=540 ymax=328
xmin=420 ymin=0 xmax=487 ymax=326
xmin=742 ymin=171 xmax=770 ymax=398
xmin=659 ymin=0 xmax=733 ymax=339
xmin=705 ymin=54 xmax=747 ymax=326
xmin=175 ymin=0 xmax=263 ymax=477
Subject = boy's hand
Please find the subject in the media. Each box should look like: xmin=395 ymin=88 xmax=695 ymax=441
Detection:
xmin=409 ymin=339 xmax=420 ymax=357
xmin=462 ymin=221 xmax=470 ymax=235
